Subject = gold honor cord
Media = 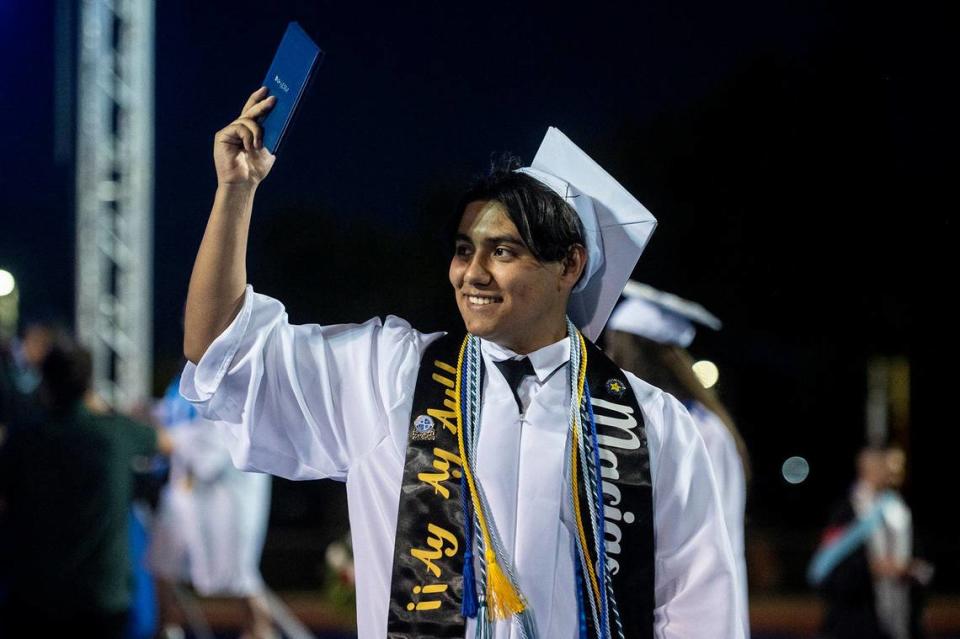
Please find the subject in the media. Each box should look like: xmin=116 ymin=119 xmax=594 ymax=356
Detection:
xmin=570 ymin=331 xmax=604 ymax=611
xmin=454 ymin=336 xmax=527 ymax=621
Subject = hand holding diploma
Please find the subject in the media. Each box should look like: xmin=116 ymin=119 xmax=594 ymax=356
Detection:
xmin=187 ymin=23 xmax=321 ymax=363
xmin=214 ymin=87 xmax=277 ymax=189
xmin=185 ymin=88 xmax=278 ymax=363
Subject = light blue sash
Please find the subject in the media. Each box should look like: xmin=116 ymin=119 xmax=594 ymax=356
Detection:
xmin=807 ymin=491 xmax=895 ymax=586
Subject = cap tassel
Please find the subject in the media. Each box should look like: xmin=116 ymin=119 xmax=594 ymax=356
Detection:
xmin=484 ymin=549 xmax=525 ymax=620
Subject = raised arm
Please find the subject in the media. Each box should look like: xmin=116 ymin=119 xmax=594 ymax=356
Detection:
xmin=184 ymin=88 xmax=277 ymax=363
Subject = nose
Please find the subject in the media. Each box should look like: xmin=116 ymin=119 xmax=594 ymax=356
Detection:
xmin=463 ymin=253 xmax=492 ymax=287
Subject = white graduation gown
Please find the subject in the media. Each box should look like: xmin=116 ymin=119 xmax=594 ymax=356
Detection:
xmin=687 ymin=403 xmax=749 ymax=638
xmin=150 ymin=414 xmax=271 ymax=596
xmin=181 ymin=286 xmax=742 ymax=639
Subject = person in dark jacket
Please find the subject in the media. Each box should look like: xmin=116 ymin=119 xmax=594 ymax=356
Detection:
xmin=0 ymin=335 xmax=170 ymax=638
xmin=812 ymin=447 xmax=892 ymax=639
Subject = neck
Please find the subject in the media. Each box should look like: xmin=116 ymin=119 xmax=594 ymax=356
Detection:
xmin=493 ymin=319 xmax=570 ymax=355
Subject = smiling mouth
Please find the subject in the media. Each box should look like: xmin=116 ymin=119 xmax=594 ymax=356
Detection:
xmin=465 ymin=294 xmax=503 ymax=306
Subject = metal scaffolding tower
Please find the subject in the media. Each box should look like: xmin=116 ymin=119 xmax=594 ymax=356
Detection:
xmin=75 ymin=0 xmax=154 ymax=409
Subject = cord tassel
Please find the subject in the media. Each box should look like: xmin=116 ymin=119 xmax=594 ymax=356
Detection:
xmin=484 ymin=549 xmax=526 ymax=620
xmin=460 ymin=469 xmax=479 ymax=617
xmin=461 ymin=549 xmax=479 ymax=618
xmin=476 ymin=601 xmax=492 ymax=639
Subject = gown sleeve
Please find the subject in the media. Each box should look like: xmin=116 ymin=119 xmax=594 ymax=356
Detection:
xmin=628 ymin=375 xmax=744 ymax=639
xmin=691 ymin=404 xmax=750 ymax=637
xmin=180 ymin=285 xmax=438 ymax=481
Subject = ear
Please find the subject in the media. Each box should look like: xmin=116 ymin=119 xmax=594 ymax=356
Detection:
xmin=559 ymin=244 xmax=587 ymax=291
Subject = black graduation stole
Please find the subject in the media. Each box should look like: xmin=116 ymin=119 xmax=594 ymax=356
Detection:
xmin=386 ymin=333 xmax=654 ymax=639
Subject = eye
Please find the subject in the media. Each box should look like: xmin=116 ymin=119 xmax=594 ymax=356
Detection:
xmin=493 ymin=246 xmax=515 ymax=259
xmin=454 ymin=242 xmax=473 ymax=258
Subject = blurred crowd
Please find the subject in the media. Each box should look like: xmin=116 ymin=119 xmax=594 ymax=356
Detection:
xmin=0 ymin=325 xmax=279 ymax=639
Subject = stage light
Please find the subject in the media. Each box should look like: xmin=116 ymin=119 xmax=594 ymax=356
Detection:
xmin=692 ymin=360 xmax=719 ymax=389
xmin=0 ymin=269 xmax=15 ymax=297
xmin=782 ymin=456 xmax=810 ymax=484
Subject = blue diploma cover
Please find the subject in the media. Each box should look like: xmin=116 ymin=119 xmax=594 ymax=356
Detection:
xmin=260 ymin=22 xmax=324 ymax=154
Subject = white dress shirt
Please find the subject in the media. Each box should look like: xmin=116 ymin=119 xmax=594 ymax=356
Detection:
xmin=181 ymin=286 xmax=742 ymax=638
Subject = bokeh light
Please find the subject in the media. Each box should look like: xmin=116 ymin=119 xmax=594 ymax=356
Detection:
xmin=782 ymin=456 xmax=810 ymax=484
xmin=0 ymin=269 xmax=16 ymax=297
xmin=692 ymin=360 xmax=719 ymax=389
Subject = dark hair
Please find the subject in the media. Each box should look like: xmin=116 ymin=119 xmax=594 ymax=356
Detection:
xmin=456 ymin=154 xmax=585 ymax=263
xmin=40 ymin=335 xmax=92 ymax=411
xmin=604 ymin=330 xmax=752 ymax=484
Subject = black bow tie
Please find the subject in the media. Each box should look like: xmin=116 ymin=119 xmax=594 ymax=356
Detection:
xmin=494 ymin=357 xmax=536 ymax=413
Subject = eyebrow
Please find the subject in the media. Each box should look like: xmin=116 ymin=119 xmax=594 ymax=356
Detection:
xmin=454 ymin=233 xmax=526 ymax=247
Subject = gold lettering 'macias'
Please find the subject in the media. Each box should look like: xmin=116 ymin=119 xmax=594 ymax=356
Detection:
xmin=417 ymin=447 xmax=464 ymax=499
xmin=410 ymin=523 xmax=460 ymax=578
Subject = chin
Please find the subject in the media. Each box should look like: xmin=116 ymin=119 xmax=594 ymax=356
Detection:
xmin=462 ymin=318 xmax=492 ymax=338
xmin=459 ymin=314 xmax=498 ymax=340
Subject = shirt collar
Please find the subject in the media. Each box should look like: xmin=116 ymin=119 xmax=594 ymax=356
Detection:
xmin=481 ymin=337 xmax=570 ymax=384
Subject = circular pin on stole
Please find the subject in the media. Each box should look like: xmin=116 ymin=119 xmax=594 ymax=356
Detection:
xmin=412 ymin=414 xmax=436 ymax=440
xmin=605 ymin=378 xmax=626 ymax=398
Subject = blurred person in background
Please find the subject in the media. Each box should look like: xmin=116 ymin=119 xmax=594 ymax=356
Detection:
xmin=150 ymin=372 xmax=274 ymax=639
xmin=880 ymin=446 xmax=934 ymax=639
xmin=0 ymin=323 xmax=59 ymax=623
xmin=12 ymin=323 xmax=57 ymax=392
xmin=0 ymin=336 xmax=13 ymax=608
xmin=0 ymin=336 xmax=17 ymax=433
xmin=0 ymin=322 xmax=58 ymax=430
xmin=808 ymin=447 xmax=896 ymax=639
xmin=604 ymin=281 xmax=751 ymax=638
xmin=0 ymin=334 xmax=172 ymax=638
xmin=872 ymin=446 xmax=912 ymax=639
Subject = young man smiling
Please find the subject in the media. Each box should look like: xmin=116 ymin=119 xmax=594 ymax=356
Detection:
xmin=452 ymin=199 xmax=585 ymax=353
xmin=182 ymin=89 xmax=743 ymax=639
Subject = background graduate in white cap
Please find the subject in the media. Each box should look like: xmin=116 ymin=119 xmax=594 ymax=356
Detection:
xmin=149 ymin=373 xmax=274 ymax=639
xmin=180 ymin=88 xmax=743 ymax=638
xmin=605 ymin=281 xmax=751 ymax=638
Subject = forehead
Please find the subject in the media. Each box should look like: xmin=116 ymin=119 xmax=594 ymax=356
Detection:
xmin=457 ymin=200 xmax=521 ymax=241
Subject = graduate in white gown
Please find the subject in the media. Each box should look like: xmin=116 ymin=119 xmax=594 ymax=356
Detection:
xmin=604 ymin=282 xmax=751 ymax=638
xmin=150 ymin=375 xmax=274 ymax=639
xmin=180 ymin=88 xmax=744 ymax=639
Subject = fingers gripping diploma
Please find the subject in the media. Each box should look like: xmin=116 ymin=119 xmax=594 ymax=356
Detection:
xmin=214 ymin=87 xmax=278 ymax=188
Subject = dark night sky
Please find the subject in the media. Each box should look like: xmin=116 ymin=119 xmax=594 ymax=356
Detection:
xmin=1 ymin=0 xmax=956 ymax=591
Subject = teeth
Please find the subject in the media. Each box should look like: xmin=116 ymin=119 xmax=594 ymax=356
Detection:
xmin=468 ymin=295 xmax=497 ymax=305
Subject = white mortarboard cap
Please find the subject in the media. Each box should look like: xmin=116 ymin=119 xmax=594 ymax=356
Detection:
xmin=516 ymin=127 xmax=658 ymax=341
xmin=608 ymin=280 xmax=722 ymax=347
